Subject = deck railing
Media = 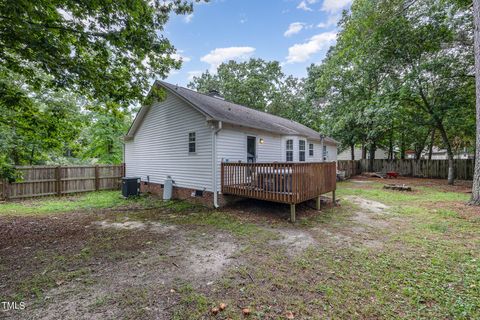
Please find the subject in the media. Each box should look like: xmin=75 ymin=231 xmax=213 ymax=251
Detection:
xmin=221 ymin=162 xmax=336 ymax=204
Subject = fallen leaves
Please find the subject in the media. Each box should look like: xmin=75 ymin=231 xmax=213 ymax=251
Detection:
xmin=242 ymin=307 xmax=251 ymax=316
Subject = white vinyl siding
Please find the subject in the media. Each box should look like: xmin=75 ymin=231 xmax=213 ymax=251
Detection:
xmin=215 ymin=124 xmax=283 ymax=191
xmin=124 ymin=93 xmax=213 ymax=191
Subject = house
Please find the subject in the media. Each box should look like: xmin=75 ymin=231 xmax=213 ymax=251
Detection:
xmin=420 ymin=147 xmax=474 ymax=160
xmin=337 ymin=146 xmax=389 ymax=160
xmin=124 ymin=81 xmax=338 ymax=214
xmin=405 ymin=150 xmax=416 ymax=159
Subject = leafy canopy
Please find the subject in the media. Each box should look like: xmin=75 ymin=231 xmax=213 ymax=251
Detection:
xmin=0 ymin=0 xmax=196 ymax=104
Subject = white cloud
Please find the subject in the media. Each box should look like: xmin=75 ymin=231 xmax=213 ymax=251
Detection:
xmin=321 ymin=0 xmax=351 ymax=12
xmin=201 ymin=46 xmax=256 ymax=70
xmin=297 ymin=0 xmax=317 ymax=11
xmin=317 ymin=14 xmax=340 ymax=28
xmin=187 ymin=70 xmax=203 ymax=81
xmin=171 ymin=50 xmax=191 ymax=63
xmin=184 ymin=13 xmax=194 ymax=23
xmin=285 ymin=31 xmax=336 ymax=63
xmin=168 ymin=69 xmax=180 ymax=77
xmin=284 ymin=22 xmax=305 ymax=37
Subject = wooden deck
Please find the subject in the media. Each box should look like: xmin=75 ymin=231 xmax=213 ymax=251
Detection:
xmin=221 ymin=162 xmax=336 ymax=221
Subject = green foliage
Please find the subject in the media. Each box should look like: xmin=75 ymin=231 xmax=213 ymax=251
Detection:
xmin=79 ymin=104 xmax=131 ymax=164
xmin=0 ymin=0 xmax=200 ymax=172
xmin=188 ymin=59 xmax=284 ymax=111
xmin=0 ymin=0 xmax=196 ymax=105
xmin=308 ymin=0 xmax=475 ymax=163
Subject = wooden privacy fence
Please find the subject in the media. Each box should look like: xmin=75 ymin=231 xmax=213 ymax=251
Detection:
xmin=337 ymin=160 xmax=362 ymax=178
xmin=0 ymin=165 xmax=124 ymax=200
xmin=337 ymin=159 xmax=475 ymax=180
xmin=221 ymin=162 xmax=337 ymax=205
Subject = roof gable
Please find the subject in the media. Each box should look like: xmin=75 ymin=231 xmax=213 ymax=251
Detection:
xmin=126 ymin=81 xmax=337 ymax=144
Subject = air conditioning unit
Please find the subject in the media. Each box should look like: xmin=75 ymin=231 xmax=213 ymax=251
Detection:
xmin=122 ymin=177 xmax=140 ymax=197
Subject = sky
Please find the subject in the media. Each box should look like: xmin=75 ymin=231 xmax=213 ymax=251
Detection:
xmin=163 ymin=0 xmax=352 ymax=86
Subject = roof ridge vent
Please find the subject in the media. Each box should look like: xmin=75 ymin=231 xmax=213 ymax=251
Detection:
xmin=207 ymin=89 xmax=224 ymax=100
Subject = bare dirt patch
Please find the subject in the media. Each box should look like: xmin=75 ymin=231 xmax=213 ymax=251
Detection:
xmin=344 ymin=196 xmax=390 ymax=214
xmin=94 ymin=219 xmax=177 ymax=233
xmin=0 ymin=210 xmax=241 ymax=320
xmin=269 ymin=228 xmax=316 ymax=256
xmin=186 ymin=233 xmax=237 ymax=277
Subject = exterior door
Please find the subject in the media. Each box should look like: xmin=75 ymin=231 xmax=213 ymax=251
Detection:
xmin=247 ymin=136 xmax=256 ymax=163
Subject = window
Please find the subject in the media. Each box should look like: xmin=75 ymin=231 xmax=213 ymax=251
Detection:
xmin=188 ymin=132 xmax=196 ymax=153
xmin=286 ymin=139 xmax=293 ymax=162
xmin=299 ymin=140 xmax=306 ymax=162
xmin=309 ymin=143 xmax=314 ymax=157
xmin=323 ymin=145 xmax=327 ymax=161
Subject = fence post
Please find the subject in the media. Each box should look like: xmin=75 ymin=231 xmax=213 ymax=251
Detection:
xmin=2 ymin=179 xmax=9 ymax=200
xmin=56 ymin=166 xmax=62 ymax=196
xmin=95 ymin=165 xmax=100 ymax=191
xmin=121 ymin=163 xmax=126 ymax=177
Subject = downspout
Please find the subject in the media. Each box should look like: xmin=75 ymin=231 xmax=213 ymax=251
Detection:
xmin=211 ymin=121 xmax=223 ymax=208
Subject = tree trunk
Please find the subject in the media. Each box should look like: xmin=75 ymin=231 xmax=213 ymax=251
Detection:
xmin=350 ymin=144 xmax=355 ymax=160
xmin=361 ymin=144 xmax=367 ymax=159
xmin=471 ymin=0 xmax=480 ymax=204
xmin=400 ymin=132 xmax=406 ymax=160
xmin=388 ymin=132 xmax=394 ymax=160
xmin=368 ymin=143 xmax=376 ymax=172
xmin=428 ymin=128 xmax=435 ymax=160
xmin=29 ymin=146 xmax=35 ymax=166
xmin=437 ymin=123 xmax=455 ymax=185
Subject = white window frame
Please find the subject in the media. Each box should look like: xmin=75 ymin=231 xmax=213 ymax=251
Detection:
xmin=286 ymin=139 xmax=293 ymax=162
xmin=309 ymin=143 xmax=314 ymax=157
xmin=323 ymin=145 xmax=328 ymax=161
xmin=188 ymin=132 xmax=196 ymax=154
xmin=299 ymin=140 xmax=306 ymax=162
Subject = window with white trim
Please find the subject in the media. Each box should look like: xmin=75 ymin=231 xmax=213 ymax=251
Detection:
xmin=299 ymin=140 xmax=306 ymax=162
xmin=323 ymin=145 xmax=327 ymax=160
xmin=188 ymin=132 xmax=196 ymax=153
xmin=309 ymin=143 xmax=314 ymax=157
xmin=286 ymin=139 xmax=293 ymax=162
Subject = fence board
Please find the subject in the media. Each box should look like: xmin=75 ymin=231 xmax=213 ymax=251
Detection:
xmin=337 ymin=159 xmax=474 ymax=180
xmin=0 ymin=164 xmax=123 ymax=200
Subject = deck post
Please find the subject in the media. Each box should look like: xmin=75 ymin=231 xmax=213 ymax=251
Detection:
xmin=316 ymin=196 xmax=321 ymax=211
xmin=290 ymin=203 xmax=296 ymax=223
xmin=332 ymin=190 xmax=336 ymax=206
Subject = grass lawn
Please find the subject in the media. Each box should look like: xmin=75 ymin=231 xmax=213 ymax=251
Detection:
xmin=0 ymin=178 xmax=478 ymax=319
xmin=0 ymin=191 xmax=197 ymax=215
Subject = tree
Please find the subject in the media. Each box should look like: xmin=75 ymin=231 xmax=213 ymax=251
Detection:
xmin=0 ymin=68 xmax=85 ymax=165
xmin=0 ymin=0 xmax=198 ymax=179
xmin=188 ymin=59 xmax=285 ymax=111
xmin=471 ymin=0 xmax=480 ymax=204
xmin=309 ymin=0 xmax=474 ymax=183
xmin=0 ymin=0 xmax=196 ymax=105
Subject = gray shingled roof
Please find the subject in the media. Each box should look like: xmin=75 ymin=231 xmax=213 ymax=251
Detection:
xmin=128 ymin=80 xmax=337 ymax=144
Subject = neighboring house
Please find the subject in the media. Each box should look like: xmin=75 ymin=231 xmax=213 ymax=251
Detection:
xmin=337 ymin=146 xmax=389 ymax=160
xmin=405 ymin=150 xmax=416 ymax=159
xmin=420 ymin=147 xmax=474 ymax=160
xmin=124 ymin=81 xmax=338 ymax=208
